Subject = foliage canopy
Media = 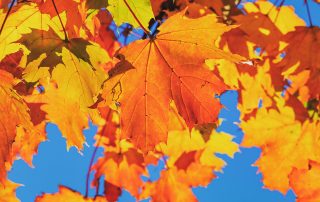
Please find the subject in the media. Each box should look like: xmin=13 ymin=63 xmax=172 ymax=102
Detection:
xmin=0 ymin=0 xmax=319 ymax=201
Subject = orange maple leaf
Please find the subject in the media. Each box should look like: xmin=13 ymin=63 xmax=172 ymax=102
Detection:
xmin=0 ymin=179 xmax=19 ymax=202
xmin=103 ymin=10 xmax=243 ymax=151
xmin=93 ymin=147 xmax=146 ymax=197
xmin=0 ymin=70 xmax=39 ymax=182
xmin=290 ymin=160 xmax=320 ymax=202
xmin=140 ymin=168 xmax=198 ymax=202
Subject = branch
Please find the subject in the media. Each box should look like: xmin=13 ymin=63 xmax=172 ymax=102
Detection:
xmin=51 ymin=0 xmax=69 ymax=42
xmin=122 ymin=0 xmax=151 ymax=38
xmin=0 ymin=0 xmax=16 ymax=35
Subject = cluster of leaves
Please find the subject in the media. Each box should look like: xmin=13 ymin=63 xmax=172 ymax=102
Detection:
xmin=0 ymin=0 xmax=319 ymax=201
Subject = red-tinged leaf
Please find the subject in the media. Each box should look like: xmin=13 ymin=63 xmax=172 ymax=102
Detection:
xmin=174 ymin=151 xmax=197 ymax=170
xmin=0 ymin=70 xmax=39 ymax=181
xmin=278 ymin=26 xmax=320 ymax=98
xmin=140 ymin=169 xmax=198 ymax=202
xmin=88 ymin=10 xmax=119 ymax=56
xmin=97 ymin=106 xmax=119 ymax=146
xmin=35 ymin=0 xmax=84 ymax=37
xmin=93 ymin=148 xmax=146 ymax=197
xmin=290 ymin=161 xmax=320 ymax=202
xmin=104 ymin=181 xmax=122 ymax=202
xmin=0 ymin=50 xmax=24 ymax=78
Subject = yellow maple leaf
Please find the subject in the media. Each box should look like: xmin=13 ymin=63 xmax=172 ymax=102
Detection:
xmin=35 ymin=186 xmax=107 ymax=202
xmin=241 ymin=98 xmax=320 ymax=193
xmin=0 ymin=179 xmax=20 ymax=202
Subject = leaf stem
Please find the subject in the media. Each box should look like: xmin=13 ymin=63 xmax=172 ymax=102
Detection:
xmin=122 ymin=0 xmax=151 ymax=38
xmin=305 ymin=0 xmax=313 ymax=27
xmin=272 ymin=0 xmax=285 ymax=24
xmin=266 ymin=0 xmax=280 ymax=14
xmin=51 ymin=0 xmax=69 ymax=42
xmin=85 ymin=134 xmax=103 ymax=198
xmin=0 ymin=0 xmax=16 ymax=35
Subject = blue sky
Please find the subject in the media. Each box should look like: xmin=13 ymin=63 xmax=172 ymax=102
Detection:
xmin=8 ymin=92 xmax=295 ymax=202
xmin=8 ymin=1 xmax=320 ymax=201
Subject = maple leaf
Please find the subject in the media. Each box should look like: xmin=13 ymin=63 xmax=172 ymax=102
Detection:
xmin=139 ymin=129 xmax=238 ymax=201
xmin=88 ymin=10 xmax=119 ymax=56
xmin=174 ymin=0 xmax=224 ymax=16
xmin=0 ymin=70 xmax=41 ymax=182
xmin=35 ymin=186 xmax=107 ymax=202
xmin=286 ymin=70 xmax=311 ymax=104
xmin=96 ymin=106 xmax=119 ymax=146
xmin=278 ymin=26 xmax=320 ymax=98
xmin=26 ymin=82 xmax=89 ymax=150
xmin=93 ymin=147 xmax=146 ymax=197
xmin=34 ymin=0 xmax=84 ymax=37
xmin=50 ymin=47 xmax=107 ymax=107
xmin=103 ymin=10 xmax=243 ymax=151
xmin=18 ymin=28 xmax=92 ymax=70
xmin=173 ymin=151 xmax=215 ymax=187
xmin=104 ymin=181 xmax=122 ymax=202
xmin=14 ymin=28 xmax=110 ymax=152
xmin=0 ymin=3 xmax=52 ymax=61
xmin=11 ymin=103 xmax=47 ymax=166
xmin=160 ymin=129 xmax=238 ymax=171
xmin=237 ymin=59 xmax=278 ymax=115
xmin=0 ymin=50 xmax=24 ymax=78
xmin=140 ymin=168 xmax=198 ymax=202
xmin=86 ymin=0 xmax=108 ymax=9
xmin=0 ymin=51 xmax=46 ymax=166
xmin=2 ymin=0 xmax=319 ymax=200
xmin=289 ymin=160 xmax=320 ymax=202
xmin=107 ymin=0 xmax=154 ymax=30
xmin=22 ymin=43 xmax=108 ymax=149
xmin=241 ymin=98 xmax=320 ymax=193
xmin=0 ymin=179 xmax=19 ymax=202
xmin=150 ymin=0 xmax=166 ymax=16
xmin=0 ymin=0 xmax=11 ymax=9
xmin=221 ymin=1 xmax=305 ymax=57
xmin=241 ymin=1 xmax=305 ymax=35
xmin=207 ymin=57 xmax=277 ymax=118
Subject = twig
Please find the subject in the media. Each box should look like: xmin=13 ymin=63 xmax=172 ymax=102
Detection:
xmin=51 ymin=0 xmax=69 ymax=42
xmin=85 ymin=134 xmax=103 ymax=198
xmin=0 ymin=0 xmax=16 ymax=35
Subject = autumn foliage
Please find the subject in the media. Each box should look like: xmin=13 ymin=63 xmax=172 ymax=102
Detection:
xmin=0 ymin=0 xmax=319 ymax=201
